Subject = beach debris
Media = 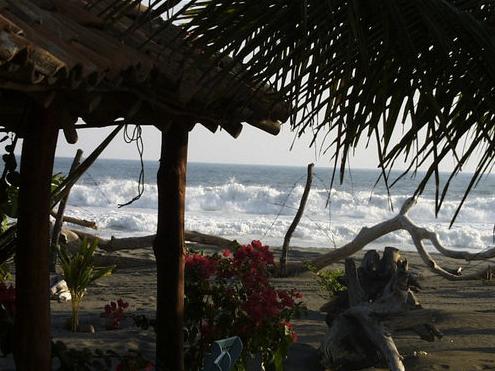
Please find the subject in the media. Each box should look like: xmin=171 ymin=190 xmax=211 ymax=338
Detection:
xmin=320 ymin=247 xmax=442 ymax=371
xmin=280 ymin=163 xmax=314 ymax=276
xmin=310 ymin=197 xmax=495 ymax=281
xmin=77 ymin=324 xmax=96 ymax=333
xmin=67 ymin=229 xmax=238 ymax=253
xmin=413 ymin=350 xmax=428 ymax=357
xmin=49 ymin=275 xmax=71 ymax=303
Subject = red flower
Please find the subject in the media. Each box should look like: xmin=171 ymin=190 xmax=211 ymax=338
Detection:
xmin=185 ymin=253 xmax=217 ymax=279
xmin=184 ymin=240 xmax=305 ymax=368
xmin=282 ymin=321 xmax=298 ymax=342
xmin=278 ymin=290 xmax=296 ymax=308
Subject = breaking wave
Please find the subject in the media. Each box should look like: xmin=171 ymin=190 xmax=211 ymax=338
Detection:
xmin=64 ymin=177 xmax=495 ymax=251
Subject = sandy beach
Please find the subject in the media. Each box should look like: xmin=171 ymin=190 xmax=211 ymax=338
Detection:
xmin=1 ymin=244 xmax=494 ymax=370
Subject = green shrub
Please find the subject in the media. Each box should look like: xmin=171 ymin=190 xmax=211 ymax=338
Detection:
xmin=306 ymin=264 xmax=345 ymax=299
xmin=0 ymin=263 xmax=11 ymax=283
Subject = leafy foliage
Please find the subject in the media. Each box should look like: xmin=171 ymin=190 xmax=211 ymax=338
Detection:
xmin=0 ymin=263 xmax=12 ymax=283
xmin=184 ymin=241 xmax=305 ymax=371
xmin=0 ymin=171 xmax=67 ymax=265
xmin=50 ymin=172 xmax=66 ymax=193
xmin=96 ymin=0 xmax=495 ymax=221
xmin=307 ymin=264 xmax=345 ymax=300
xmin=59 ymin=239 xmax=114 ymax=331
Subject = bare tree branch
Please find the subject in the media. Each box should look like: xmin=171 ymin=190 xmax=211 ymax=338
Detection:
xmin=311 ymin=197 xmax=495 ymax=281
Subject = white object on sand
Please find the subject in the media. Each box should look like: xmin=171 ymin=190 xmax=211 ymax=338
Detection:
xmin=50 ymin=275 xmax=72 ymax=302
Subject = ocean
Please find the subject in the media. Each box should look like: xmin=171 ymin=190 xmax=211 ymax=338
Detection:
xmin=51 ymin=158 xmax=495 ymax=253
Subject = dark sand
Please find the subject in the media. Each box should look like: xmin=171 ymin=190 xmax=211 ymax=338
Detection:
xmin=1 ymin=246 xmax=495 ymax=370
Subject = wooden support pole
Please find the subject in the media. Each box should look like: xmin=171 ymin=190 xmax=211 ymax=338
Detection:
xmin=280 ymin=163 xmax=314 ymax=276
xmin=15 ymin=106 xmax=58 ymax=371
xmin=153 ymin=125 xmax=188 ymax=371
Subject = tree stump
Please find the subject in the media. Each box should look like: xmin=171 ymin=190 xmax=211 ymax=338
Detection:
xmin=320 ymin=248 xmax=442 ymax=371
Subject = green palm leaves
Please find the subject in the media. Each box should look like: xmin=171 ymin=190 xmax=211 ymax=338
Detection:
xmin=160 ymin=0 xmax=495 ymax=220
xmin=59 ymin=239 xmax=114 ymax=332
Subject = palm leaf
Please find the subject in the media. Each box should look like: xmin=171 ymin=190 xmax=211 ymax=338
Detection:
xmin=127 ymin=0 xmax=495 ymax=219
xmin=59 ymin=239 xmax=115 ymax=298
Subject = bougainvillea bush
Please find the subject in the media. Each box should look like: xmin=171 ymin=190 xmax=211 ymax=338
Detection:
xmin=0 ymin=283 xmax=15 ymax=356
xmin=185 ymin=240 xmax=305 ymax=371
xmin=101 ymin=299 xmax=129 ymax=330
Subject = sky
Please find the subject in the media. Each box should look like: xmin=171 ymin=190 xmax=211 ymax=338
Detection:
xmin=41 ymin=118 xmax=480 ymax=175
xmin=48 ymin=119 xmax=384 ymax=169
xmin=9 ymin=115 xmax=481 ymax=174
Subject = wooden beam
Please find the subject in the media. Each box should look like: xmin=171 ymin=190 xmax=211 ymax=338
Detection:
xmin=153 ymin=125 xmax=188 ymax=371
xmin=15 ymin=104 xmax=58 ymax=371
xmin=222 ymin=122 xmax=243 ymax=138
xmin=248 ymin=119 xmax=282 ymax=135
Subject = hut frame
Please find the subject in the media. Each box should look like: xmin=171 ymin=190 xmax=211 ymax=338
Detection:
xmin=0 ymin=1 xmax=289 ymax=370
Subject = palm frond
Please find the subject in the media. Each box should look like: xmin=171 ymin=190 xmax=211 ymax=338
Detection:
xmin=156 ymin=0 xmax=495 ymax=221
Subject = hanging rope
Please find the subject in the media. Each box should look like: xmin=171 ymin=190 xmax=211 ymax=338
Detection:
xmin=314 ymin=173 xmax=338 ymax=248
xmin=1 ymin=133 xmax=18 ymax=183
xmin=118 ymin=124 xmax=145 ymax=208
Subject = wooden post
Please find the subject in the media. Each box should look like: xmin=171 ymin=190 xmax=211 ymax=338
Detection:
xmin=153 ymin=125 xmax=188 ymax=371
xmin=15 ymin=106 xmax=58 ymax=371
xmin=280 ymin=163 xmax=314 ymax=276
xmin=50 ymin=149 xmax=83 ymax=272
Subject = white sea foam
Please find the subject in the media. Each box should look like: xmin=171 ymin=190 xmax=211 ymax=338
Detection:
xmin=65 ymin=178 xmax=495 ymax=251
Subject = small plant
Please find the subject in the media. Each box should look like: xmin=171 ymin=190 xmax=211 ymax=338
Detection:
xmin=0 ymin=263 xmax=12 ymax=283
xmin=101 ymin=299 xmax=129 ymax=330
xmin=306 ymin=263 xmax=345 ymax=299
xmin=59 ymin=239 xmax=114 ymax=332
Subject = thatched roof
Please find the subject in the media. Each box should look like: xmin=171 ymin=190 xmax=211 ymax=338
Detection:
xmin=0 ymin=0 xmax=289 ymax=138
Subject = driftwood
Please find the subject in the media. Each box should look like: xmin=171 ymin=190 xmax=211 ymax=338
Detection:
xmin=280 ymin=163 xmax=314 ymax=276
xmin=53 ymin=214 xmax=97 ymax=230
xmin=50 ymin=210 xmax=97 ymax=230
xmin=311 ymin=197 xmax=495 ymax=281
xmin=320 ymin=248 xmax=442 ymax=371
xmin=67 ymin=229 xmax=237 ymax=252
